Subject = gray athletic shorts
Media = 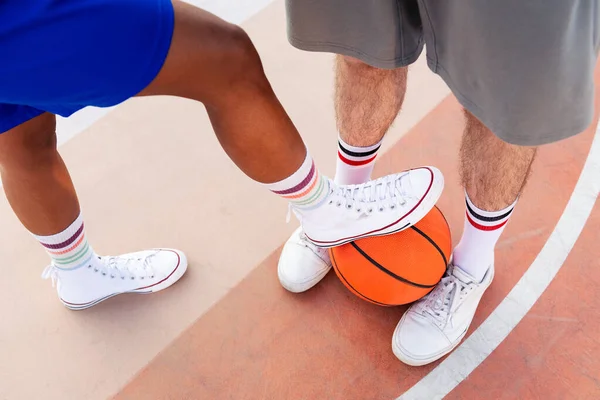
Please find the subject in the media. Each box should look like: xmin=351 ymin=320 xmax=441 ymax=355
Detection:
xmin=286 ymin=0 xmax=600 ymax=146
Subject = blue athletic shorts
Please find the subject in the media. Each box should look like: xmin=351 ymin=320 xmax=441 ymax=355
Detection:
xmin=0 ymin=0 xmax=175 ymax=134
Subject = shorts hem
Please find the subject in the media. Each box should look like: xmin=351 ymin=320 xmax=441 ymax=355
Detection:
xmin=289 ymin=36 xmax=423 ymax=70
xmin=428 ymin=57 xmax=591 ymax=146
xmin=96 ymin=0 xmax=174 ymax=109
xmin=0 ymin=107 xmax=45 ymax=134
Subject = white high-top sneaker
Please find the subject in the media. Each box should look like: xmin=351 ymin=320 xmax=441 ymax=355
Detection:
xmin=278 ymin=166 xmax=443 ymax=292
xmin=42 ymin=248 xmax=187 ymax=310
xmin=392 ymin=263 xmax=494 ymax=366
xmin=296 ymin=167 xmax=444 ymax=248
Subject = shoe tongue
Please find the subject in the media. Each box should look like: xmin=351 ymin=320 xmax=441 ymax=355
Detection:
xmin=450 ymin=265 xmax=476 ymax=284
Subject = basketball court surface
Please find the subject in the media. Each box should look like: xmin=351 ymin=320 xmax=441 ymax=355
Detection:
xmin=1 ymin=1 xmax=599 ymax=399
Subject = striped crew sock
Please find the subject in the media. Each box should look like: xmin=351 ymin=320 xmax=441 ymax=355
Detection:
xmin=266 ymin=151 xmax=330 ymax=210
xmin=33 ymin=214 xmax=98 ymax=270
xmin=334 ymin=136 xmax=382 ymax=185
xmin=453 ymin=193 xmax=517 ymax=281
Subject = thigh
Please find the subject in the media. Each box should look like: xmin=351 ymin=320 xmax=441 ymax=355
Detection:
xmin=0 ymin=0 xmax=174 ymax=132
xmin=285 ymin=0 xmax=423 ymax=69
xmin=421 ymin=0 xmax=600 ymax=146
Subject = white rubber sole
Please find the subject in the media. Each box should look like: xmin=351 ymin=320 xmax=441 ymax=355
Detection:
xmin=277 ymin=263 xmax=332 ymax=293
xmin=60 ymin=249 xmax=188 ymax=311
xmin=392 ymin=312 xmax=468 ymax=366
xmin=307 ymin=166 xmax=445 ymax=248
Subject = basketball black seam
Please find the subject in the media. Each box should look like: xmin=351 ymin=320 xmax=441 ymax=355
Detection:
xmin=409 ymin=225 xmax=448 ymax=268
xmin=330 ymin=248 xmax=392 ymax=306
xmin=350 ymin=242 xmax=437 ymax=289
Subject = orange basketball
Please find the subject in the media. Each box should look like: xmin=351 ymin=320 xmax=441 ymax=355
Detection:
xmin=329 ymin=206 xmax=451 ymax=306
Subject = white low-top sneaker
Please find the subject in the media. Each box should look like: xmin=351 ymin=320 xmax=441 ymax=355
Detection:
xmin=296 ymin=167 xmax=444 ymax=248
xmin=392 ymin=263 xmax=494 ymax=366
xmin=42 ymin=248 xmax=187 ymax=310
xmin=278 ymin=227 xmax=332 ymax=293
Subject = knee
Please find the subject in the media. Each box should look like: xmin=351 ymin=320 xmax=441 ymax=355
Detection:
xmin=217 ymin=24 xmax=266 ymax=87
xmin=0 ymin=116 xmax=58 ymax=171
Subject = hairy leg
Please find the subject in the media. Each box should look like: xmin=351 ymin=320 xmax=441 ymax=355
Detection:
xmin=333 ymin=56 xmax=407 ymax=184
xmin=460 ymin=110 xmax=537 ymax=210
xmin=334 ymin=55 xmax=407 ymax=147
xmin=455 ymin=109 xmax=537 ymax=279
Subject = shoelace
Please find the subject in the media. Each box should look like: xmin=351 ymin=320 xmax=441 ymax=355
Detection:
xmin=41 ymin=251 xmax=159 ymax=287
xmin=418 ymin=272 xmax=474 ymax=326
xmin=286 ymin=173 xmax=412 ymax=223
xmin=41 ymin=265 xmax=59 ymax=287
xmin=101 ymin=252 xmax=158 ymax=280
xmin=330 ymin=173 xmax=410 ymax=213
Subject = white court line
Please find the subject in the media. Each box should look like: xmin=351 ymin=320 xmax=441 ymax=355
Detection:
xmin=399 ymin=125 xmax=600 ymax=400
xmin=53 ymin=0 xmax=276 ymax=147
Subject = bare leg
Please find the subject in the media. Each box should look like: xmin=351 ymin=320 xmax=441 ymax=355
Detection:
xmin=334 ymin=56 xmax=407 ymax=184
xmin=0 ymin=114 xmax=78 ymax=235
xmin=139 ymin=1 xmax=306 ymax=183
xmin=335 ymin=56 xmax=407 ymax=146
xmin=454 ymin=110 xmax=537 ymax=278
xmin=460 ymin=110 xmax=536 ymax=210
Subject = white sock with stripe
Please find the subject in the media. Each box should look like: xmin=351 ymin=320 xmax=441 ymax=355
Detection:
xmin=33 ymin=214 xmax=98 ymax=270
xmin=334 ymin=136 xmax=382 ymax=185
xmin=453 ymin=193 xmax=517 ymax=281
xmin=266 ymin=151 xmax=330 ymax=210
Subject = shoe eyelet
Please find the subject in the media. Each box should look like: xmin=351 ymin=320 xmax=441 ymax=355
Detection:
xmin=87 ymin=265 xmax=92 ymax=269
xmin=336 ymin=202 xmax=341 ymax=207
xmin=390 ymin=205 xmax=395 ymax=209
xmin=356 ymin=208 xmax=361 ymax=212
xmin=110 ymin=275 xmax=115 ymax=279
xmin=102 ymin=272 xmax=106 ymax=276
xmin=121 ymin=277 xmax=125 ymax=280
xmin=379 ymin=207 xmax=384 ymax=212
xmin=328 ymin=200 xmax=333 ymax=205
xmin=131 ymin=276 xmax=135 ymax=280
xmin=346 ymin=204 xmax=352 ymax=209
xmin=367 ymin=208 xmax=373 ymax=213
xmin=151 ymin=275 xmax=155 ymax=279
xmin=141 ymin=277 xmax=145 ymax=280
xmin=94 ymin=268 xmax=98 ymax=272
